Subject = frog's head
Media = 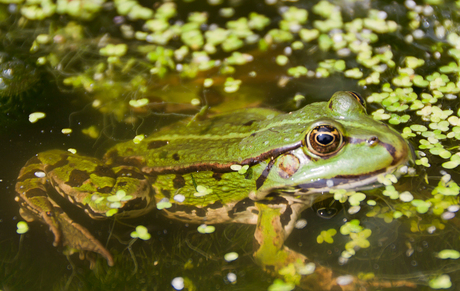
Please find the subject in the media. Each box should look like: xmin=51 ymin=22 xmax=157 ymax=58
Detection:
xmin=254 ymin=91 xmax=413 ymax=198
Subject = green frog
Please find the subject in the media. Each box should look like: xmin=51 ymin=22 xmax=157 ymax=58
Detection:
xmin=15 ymin=91 xmax=411 ymax=288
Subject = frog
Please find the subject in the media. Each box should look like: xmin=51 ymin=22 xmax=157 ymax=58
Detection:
xmin=15 ymin=91 xmax=412 ymax=289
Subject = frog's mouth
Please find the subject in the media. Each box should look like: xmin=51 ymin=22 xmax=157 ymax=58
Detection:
xmin=278 ymin=162 xmax=411 ymax=196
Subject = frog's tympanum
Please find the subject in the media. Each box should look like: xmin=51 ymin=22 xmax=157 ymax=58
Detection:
xmin=15 ymin=92 xmax=412 ymax=289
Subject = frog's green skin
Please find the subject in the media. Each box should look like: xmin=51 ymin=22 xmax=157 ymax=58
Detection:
xmin=15 ymin=91 xmax=411 ymax=288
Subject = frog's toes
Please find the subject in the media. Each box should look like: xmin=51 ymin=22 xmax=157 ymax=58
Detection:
xmin=56 ymin=212 xmax=114 ymax=266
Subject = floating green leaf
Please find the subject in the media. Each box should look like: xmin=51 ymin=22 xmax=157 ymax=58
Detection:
xmin=130 ymin=225 xmax=151 ymax=240
xmin=16 ymin=221 xmax=29 ymax=234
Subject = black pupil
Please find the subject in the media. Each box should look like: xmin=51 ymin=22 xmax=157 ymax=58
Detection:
xmin=316 ymin=133 xmax=334 ymax=145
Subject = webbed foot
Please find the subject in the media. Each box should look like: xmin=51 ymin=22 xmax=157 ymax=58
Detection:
xmin=15 ymin=154 xmax=114 ymax=266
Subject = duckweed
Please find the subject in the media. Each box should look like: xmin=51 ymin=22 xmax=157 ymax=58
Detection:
xmin=429 ymin=274 xmax=452 ymax=289
xmin=436 ymin=249 xmax=460 ymax=259
xmin=224 ymin=252 xmax=239 ymax=262
xmin=130 ymin=225 xmax=151 ymax=240
xmin=316 ymin=228 xmax=337 ymax=244
xmin=16 ymin=221 xmax=29 ymax=234
xmin=28 ymin=112 xmax=45 ymax=123
xmin=197 ymin=224 xmax=215 ymax=234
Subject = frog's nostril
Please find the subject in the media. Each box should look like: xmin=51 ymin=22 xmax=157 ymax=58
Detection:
xmin=367 ymin=136 xmax=379 ymax=146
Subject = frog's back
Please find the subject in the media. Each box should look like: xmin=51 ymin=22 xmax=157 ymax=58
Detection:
xmin=104 ymin=107 xmax=304 ymax=171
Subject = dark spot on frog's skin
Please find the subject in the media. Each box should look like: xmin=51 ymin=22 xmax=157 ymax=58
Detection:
xmin=117 ymin=182 xmax=127 ymax=187
xmin=97 ymin=186 xmax=112 ymax=193
xmin=228 ymin=198 xmax=255 ymax=218
xmin=169 ymin=204 xmax=206 ymax=218
xmin=120 ymin=197 xmax=149 ymax=213
xmin=24 ymin=156 xmax=41 ymax=166
xmin=251 ymin=209 xmax=259 ymax=215
xmin=244 ymin=168 xmax=253 ymax=180
xmin=94 ymin=166 xmax=116 ymax=178
xmin=243 ymin=120 xmax=256 ymax=126
xmin=24 ymin=187 xmax=47 ymax=197
xmin=212 ymin=172 xmax=222 ymax=181
xmin=194 ymin=207 xmax=206 ymax=217
xmin=122 ymin=156 xmax=145 ymax=168
xmin=161 ymin=189 xmax=171 ymax=198
xmin=66 ymin=170 xmax=90 ymax=187
xmin=148 ymin=174 xmax=158 ymax=184
xmin=250 ymin=133 xmax=256 ymax=137
xmin=172 ymin=153 xmax=180 ymax=161
xmin=279 ymin=205 xmax=292 ymax=228
xmin=169 ymin=204 xmax=193 ymax=214
xmin=173 ymin=175 xmax=186 ymax=189
xmin=255 ymin=158 xmax=276 ymax=189
xmin=207 ymin=200 xmax=224 ymax=209
xmin=148 ymin=140 xmax=169 ymax=149
xmin=106 ymin=150 xmax=146 ymax=168
xmin=45 ymin=158 xmax=69 ymax=172
xmin=105 ymin=149 xmax=119 ymax=162
xmin=258 ymin=195 xmax=288 ymax=206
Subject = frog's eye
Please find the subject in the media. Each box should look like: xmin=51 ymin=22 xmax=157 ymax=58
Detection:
xmin=347 ymin=91 xmax=366 ymax=108
xmin=306 ymin=125 xmax=343 ymax=156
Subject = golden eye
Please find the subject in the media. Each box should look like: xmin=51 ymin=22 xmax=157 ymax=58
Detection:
xmin=347 ymin=91 xmax=366 ymax=107
xmin=306 ymin=125 xmax=343 ymax=156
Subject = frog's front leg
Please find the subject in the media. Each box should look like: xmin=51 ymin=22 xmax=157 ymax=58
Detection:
xmin=253 ymin=201 xmax=416 ymax=290
xmin=15 ymin=149 xmax=154 ymax=266
xmin=254 ymin=201 xmax=362 ymax=290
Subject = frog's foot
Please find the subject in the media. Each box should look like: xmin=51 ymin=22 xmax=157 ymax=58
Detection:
xmin=15 ymin=156 xmax=114 ymax=266
xmin=16 ymin=162 xmax=62 ymax=245
xmin=253 ymin=202 xmax=416 ymax=290
xmin=16 ymin=193 xmax=114 ymax=266
xmin=56 ymin=210 xmax=114 ymax=266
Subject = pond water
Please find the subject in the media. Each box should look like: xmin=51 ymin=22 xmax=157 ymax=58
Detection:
xmin=1 ymin=0 xmax=460 ymax=290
